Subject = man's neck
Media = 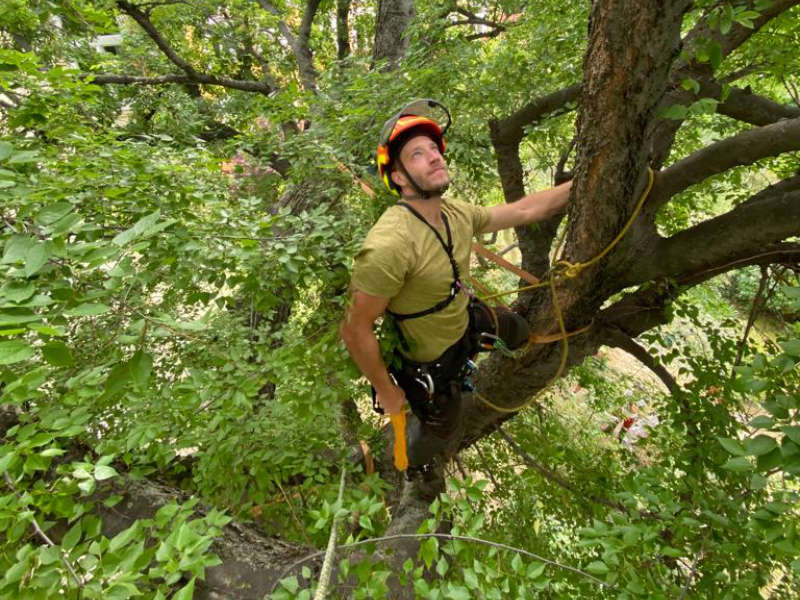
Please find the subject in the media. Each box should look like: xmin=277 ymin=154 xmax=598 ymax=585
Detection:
xmin=400 ymin=195 xmax=444 ymax=226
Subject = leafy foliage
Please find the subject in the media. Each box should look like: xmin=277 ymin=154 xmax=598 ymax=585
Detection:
xmin=1 ymin=0 xmax=799 ymax=598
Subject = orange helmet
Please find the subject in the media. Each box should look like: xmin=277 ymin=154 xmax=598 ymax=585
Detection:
xmin=377 ymin=99 xmax=450 ymax=195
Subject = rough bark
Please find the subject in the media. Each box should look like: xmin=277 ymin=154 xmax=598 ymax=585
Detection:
xmin=336 ymin=0 xmax=352 ymax=60
xmin=373 ymin=0 xmax=415 ymax=67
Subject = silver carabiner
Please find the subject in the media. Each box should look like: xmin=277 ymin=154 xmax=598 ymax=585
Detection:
xmin=414 ymin=372 xmax=435 ymax=396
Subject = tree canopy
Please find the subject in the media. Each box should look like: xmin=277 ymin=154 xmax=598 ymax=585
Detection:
xmin=1 ymin=0 xmax=799 ymax=598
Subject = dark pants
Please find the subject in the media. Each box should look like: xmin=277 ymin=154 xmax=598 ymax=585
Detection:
xmin=389 ymin=299 xmax=529 ymax=440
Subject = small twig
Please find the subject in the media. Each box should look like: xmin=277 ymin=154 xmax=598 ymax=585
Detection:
xmin=275 ymin=480 xmax=313 ymax=545
xmin=496 ymin=426 xmax=622 ymax=512
xmin=730 ymin=265 xmax=770 ymax=379
xmin=677 ymin=536 xmax=708 ymax=599
xmin=4 ymin=472 xmax=85 ymax=592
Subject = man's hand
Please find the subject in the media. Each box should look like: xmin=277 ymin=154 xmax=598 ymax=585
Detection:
xmin=376 ymin=384 xmax=406 ymax=415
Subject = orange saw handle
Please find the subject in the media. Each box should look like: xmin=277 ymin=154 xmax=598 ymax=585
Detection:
xmin=389 ymin=413 xmax=408 ymax=471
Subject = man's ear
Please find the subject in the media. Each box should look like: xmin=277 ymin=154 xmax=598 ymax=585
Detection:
xmin=390 ymin=168 xmax=406 ymax=189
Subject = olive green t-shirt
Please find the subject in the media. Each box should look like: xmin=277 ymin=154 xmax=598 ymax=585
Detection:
xmin=351 ymin=198 xmax=491 ymax=363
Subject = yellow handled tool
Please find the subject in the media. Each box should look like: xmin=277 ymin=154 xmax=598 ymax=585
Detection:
xmin=389 ymin=412 xmax=408 ymax=471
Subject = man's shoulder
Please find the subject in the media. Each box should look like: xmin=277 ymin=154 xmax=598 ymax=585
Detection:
xmin=365 ymin=205 xmax=413 ymax=240
xmin=443 ymin=197 xmax=482 ymax=217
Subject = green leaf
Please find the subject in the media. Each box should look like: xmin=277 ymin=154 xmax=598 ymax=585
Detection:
xmin=2 ymin=281 xmax=35 ymax=303
xmin=659 ymin=104 xmax=688 ymax=120
xmin=750 ymin=415 xmax=775 ymax=429
xmin=64 ymin=303 xmax=110 ymax=317
xmin=0 ymin=339 xmax=35 ymax=365
xmin=280 ymin=576 xmax=299 ymax=594
xmin=8 ymin=150 xmax=39 ymax=164
xmin=745 ymin=435 xmax=778 ymax=456
xmin=62 ymin=522 xmax=82 ymax=550
xmin=171 ymin=577 xmax=195 ymax=600
xmin=36 ymin=202 xmax=74 ymax=225
xmin=0 ymin=141 xmax=13 ymax=161
xmin=9 ymin=260 xmax=43 ymax=290
xmin=781 ymin=340 xmax=800 ymax=358
xmin=681 ymin=78 xmax=700 ymax=94
xmin=112 ymin=211 xmax=163 ymax=246
xmin=782 ymin=426 xmax=800 ymax=446
xmin=527 ymin=561 xmax=546 ymax=579
xmin=129 ymin=351 xmax=153 ymax=389
xmin=717 ymin=437 xmax=745 ymax=456
xmin=708 ymin=41 xmax=722 ymax=69
xmin=419 ymin=537 xmax=438 ymax=568
xmin=2 ymin=235 xmax=35 ymax=264
xmin=42 ymin=341 xmax=73 ymax=366
xmin=721 ymin=456 xmax=752 ymax=472
xmin=109 ymin=523 xmax=140 ymax=553
xmin=585 ymin=561 xmax=609 ymax=575
xmin=94 ymin=464 xmax=118 ymax=481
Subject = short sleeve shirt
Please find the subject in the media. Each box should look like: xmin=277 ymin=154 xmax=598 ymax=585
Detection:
xmin=351 ymin=198 xmax=491 ymax=362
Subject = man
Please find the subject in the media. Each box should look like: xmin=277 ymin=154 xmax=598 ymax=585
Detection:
xmin=341 ymin=99 xmax=571 ymax=457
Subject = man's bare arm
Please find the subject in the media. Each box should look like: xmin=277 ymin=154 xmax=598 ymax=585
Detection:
xmin=340 ymin=290 xmax=405 ymax=414
xmin=483 ymin=180 xmax=572 ymax=233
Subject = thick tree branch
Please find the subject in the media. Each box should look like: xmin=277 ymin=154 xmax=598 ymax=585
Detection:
xmin=715 ymin=84 xmax=800 ymax=125
xmin=117 ymin=0 xmax=199 ymax=77
xmin=487 ymin=85 xmax=580 ymax=279
xmin=649 ymin=0 xmax=800 ymax=167
xmin=628 ymin=174 xmax=800 ymax=286
xmin=373 ymin=0 xmax=415 ymax=67
xmin=336 ymin=0 xmax=351 ymax=60
xmin=296 ymin=0 xmax=322 ymax=91
xmin=114 ymin=2 xmax=274 ymax=95
xmin=651 ymin=116 xmax=800 ymax=208
xmin=490 ymin=84 xmax=581 ymax=146
xmin=254 ymin=0 xmax=319 ymax=91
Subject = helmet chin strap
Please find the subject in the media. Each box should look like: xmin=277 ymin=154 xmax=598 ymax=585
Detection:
xmin=396 ymin=160 xmax=449 ymax=200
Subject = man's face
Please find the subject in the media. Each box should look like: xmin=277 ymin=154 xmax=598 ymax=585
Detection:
xmin=391 ymin=134 xmax=450 ymax=196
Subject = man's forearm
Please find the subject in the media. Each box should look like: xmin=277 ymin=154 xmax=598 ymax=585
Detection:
xmin=519 ymin=180 xmax=571 ymax=223
xmin=341 ymin=324 xmax=395 ymax=395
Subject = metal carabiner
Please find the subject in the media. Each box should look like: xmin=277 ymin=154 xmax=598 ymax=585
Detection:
xmin=414 ymin=371 xmax=435 ymax=396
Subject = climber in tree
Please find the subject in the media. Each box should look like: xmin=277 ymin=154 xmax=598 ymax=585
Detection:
xmin=341 ymin=99 xmax=571 ymax=451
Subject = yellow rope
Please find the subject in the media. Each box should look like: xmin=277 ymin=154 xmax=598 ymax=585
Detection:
xmin=475 ymin=167 xmax=655 ymax=414
xmin=479 ymin=167 xmax=655 ymax=301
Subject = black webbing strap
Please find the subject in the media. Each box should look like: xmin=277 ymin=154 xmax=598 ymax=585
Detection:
xmin=387 ymin=202 xmax=461 ymax=322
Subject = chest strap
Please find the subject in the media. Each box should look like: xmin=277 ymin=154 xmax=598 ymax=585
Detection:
xmin=386 ymin=202 xmax=462 ymax=322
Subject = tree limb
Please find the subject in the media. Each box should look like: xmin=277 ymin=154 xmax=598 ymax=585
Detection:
xmin=336 ymin=0 xmax=351 ymax=60
xmin=254 ymin=0 xmax=319 ymax=91
xmin=652 ymin=116 xmax=800 ymax=207
xmin=115 ymin=1 xmax=274 ymax=95
xmin=490 ymin=83 xmax=581 ymax=146
xmin=599 ymin=327 xmax=680 ymax=395
xmin=649 ymin=0 xmax=800 ymax=166
xmin=629 ymin=175 xmax=800 ymax=286
xmin=117 ymin=0 xmax=199 ymax=78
